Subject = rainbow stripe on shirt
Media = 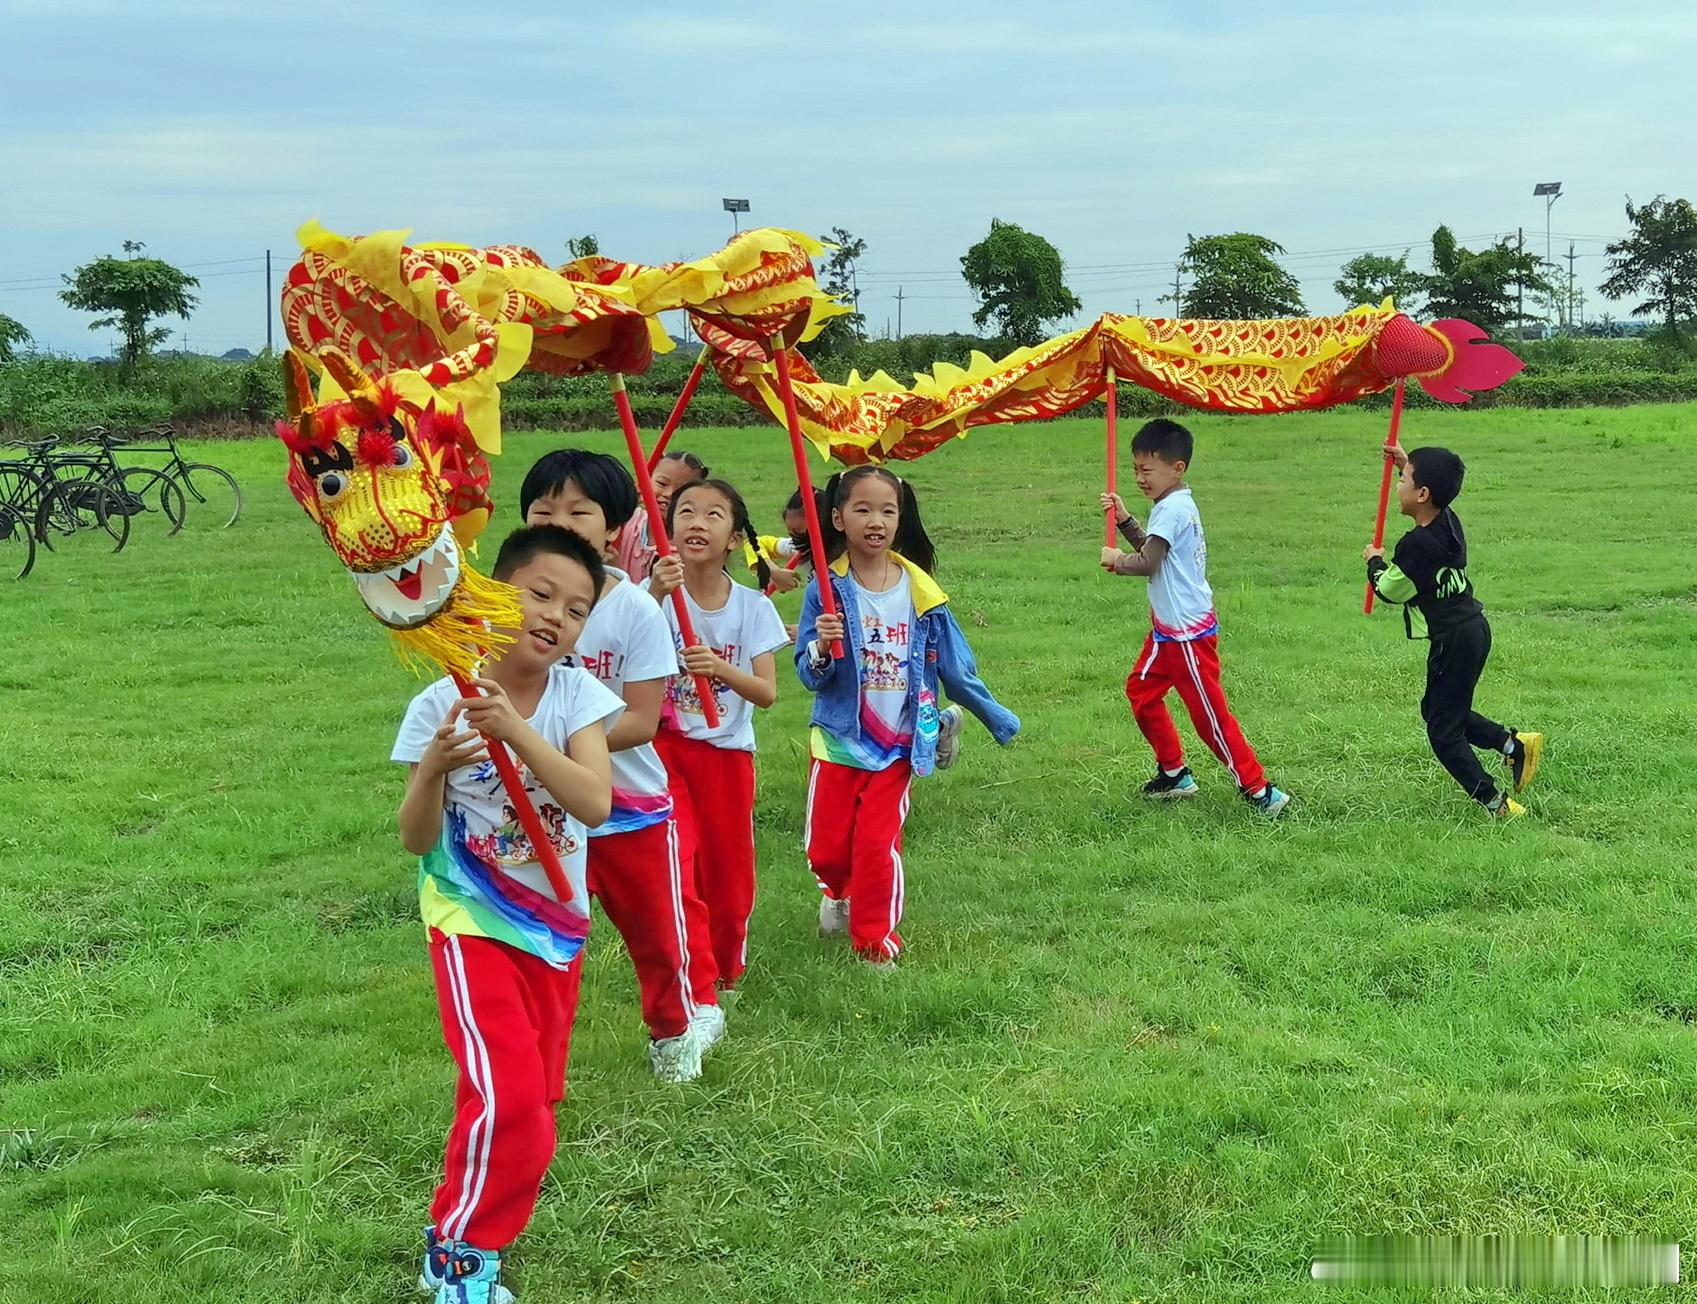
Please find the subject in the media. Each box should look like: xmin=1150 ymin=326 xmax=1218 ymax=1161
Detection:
xmin=418 ymin=810 xmax=591 ymax=969
xmin=810 ymin=700 xmax=912 ymax=772
xmin=597 ymin=784 xmax=673 ymax=836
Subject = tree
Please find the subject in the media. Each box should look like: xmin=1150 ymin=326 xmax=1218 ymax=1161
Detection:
xmin=1599 ymin=195 xmax=1697 ymax=339
xmin=1420 ymin=226 xmax=1551 ymax=335
xmin=959 ymin=218 xmax=1081 ymax=346
xmin=811 ymin=225 xmax=867 ymax=355
xmin=59 ymin=240 xmax=199 ymax=373
xmin=1177 ymin=233 xmax=1305 ymax=318
xmin=0 ymin=312 xmax=30 ymax=362
xmin=565 ymin=234 xmax=600 ymax=260
xmin=1334 ymin=251 xmax=1425 ymax=313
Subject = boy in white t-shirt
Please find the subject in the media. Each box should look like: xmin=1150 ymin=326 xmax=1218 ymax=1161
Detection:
xmin=1100 ymin=418 xmax=1291 ymax=816
xmin=393 ymin=524 xmax=622 ymax=1303
xmin=646 ymin=478 xmax=790 ymax=989
xmin=521 ymin=449 xmax=720 ymax=1084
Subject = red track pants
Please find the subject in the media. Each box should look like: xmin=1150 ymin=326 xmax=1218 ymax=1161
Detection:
xmin=1124 ymin=633 xmax=1267 ymax=793
xmin=586 ymin=818 xmax=717 ymax=1040
xmin=804 ymin=757 xmax=912 ymax=959
xmin=656 ymin=730 xmax=758 ymax=989
xmin=428 ymin=930 xmax=581 ymax=1251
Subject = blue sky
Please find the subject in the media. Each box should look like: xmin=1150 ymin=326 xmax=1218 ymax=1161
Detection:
xmin=2 ymin=1 xmax=1693 ymax=356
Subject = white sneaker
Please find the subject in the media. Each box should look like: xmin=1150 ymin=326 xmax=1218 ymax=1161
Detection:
xmin=647 ymin=1031 xmax=702 ymax=1083
xmin=818 ymin=895 xmax=850 ymax=936
xmin=934 ymin=705 xmax=965 ymax=770
xmin=690 ymin=1004 xmax=726 ymax=1058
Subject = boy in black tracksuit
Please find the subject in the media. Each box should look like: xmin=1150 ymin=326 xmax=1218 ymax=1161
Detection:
xmin=1364 ymin=442 xmax=1543 ymax=817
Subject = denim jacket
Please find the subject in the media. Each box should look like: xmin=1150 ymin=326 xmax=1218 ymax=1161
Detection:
xmin=794 ymin=553 xmax=1020 ymax=776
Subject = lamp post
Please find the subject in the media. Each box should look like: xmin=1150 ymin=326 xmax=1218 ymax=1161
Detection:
xmin=1534 ymin=182 xmax=1562 ymax=329
xmin=722 ymin=197 xmax=749 ymax=236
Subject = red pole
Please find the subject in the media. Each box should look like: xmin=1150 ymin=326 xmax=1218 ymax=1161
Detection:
xmin=610 ymin=374 xmax=721 ymax=727
xmin=770 ymin=342 xmax=843 ymax=659
xmin=449 ymin=670 xmax=574 ymax=904
xmin=1104 ymin=364 xmax=1119 ymax=547
xmin=645 ymin=345 xmax=709 ymax=473
xmin=1364 ymin=377 xmax=1407 ymax=615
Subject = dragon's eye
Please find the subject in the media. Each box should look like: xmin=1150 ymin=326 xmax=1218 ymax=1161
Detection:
xmin=391 ymin=442 xmax=414 ymax=470
xmin=317 ymin=471 xmax=348 ymax=500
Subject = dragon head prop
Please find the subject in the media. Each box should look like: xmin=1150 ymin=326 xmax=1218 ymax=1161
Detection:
xmin=277 ymin=346 xmax=521 ymax=676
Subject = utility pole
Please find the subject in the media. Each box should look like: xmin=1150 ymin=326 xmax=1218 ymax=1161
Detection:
xmin=1171 ymin=263 xmax=1183 ymax=312
xmin=265 ymin=249 xmax=273 ymax=353
xmin=1564 ymin=241 xmax=1578 ymax=332
xmin=1135 ymin=297 xmax=1142 ymax=316
xmin=1516 ymin=228 xmax=1524 ymax=338
xmin=895 ymin=285 xmax=904 ymax=339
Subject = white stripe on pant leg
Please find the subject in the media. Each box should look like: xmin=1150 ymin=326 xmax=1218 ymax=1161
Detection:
xmin=1181 ymin=640 xmax=1241 ymax=786
xmin=803 ymin=759 xmax=820 ymax=859
xmin=442 ymin=937 xmax=497 ymax=1242
xmin=665 ymin=819 xmax=698 ymax=1024
xmin=884 ymin=779 xmax=911 ymax=958
xmin=739 ymin=804 xmax=756 ymax=972
xmin=1136 ymin=641 xmax=1160 ymax=680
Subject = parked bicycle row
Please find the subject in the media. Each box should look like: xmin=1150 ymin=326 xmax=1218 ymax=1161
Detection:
xmin=0 ymin=424 xmax=243 ymax=580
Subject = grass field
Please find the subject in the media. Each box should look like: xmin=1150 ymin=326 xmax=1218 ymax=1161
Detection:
xmin=4 ymin=403 xmax=1697 ymax=1303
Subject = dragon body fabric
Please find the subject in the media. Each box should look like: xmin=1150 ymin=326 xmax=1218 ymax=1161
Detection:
xmin=282 ymin=224 xmax=1519 ymax=476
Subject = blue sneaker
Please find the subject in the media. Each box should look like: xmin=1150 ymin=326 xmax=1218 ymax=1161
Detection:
xmin=1141 ymin=767 xmax=1199 ymax=801
xmin=433 ymin=1244 xmax=514 ymax=1304
xmin=1245 ymin=784 xmax=1291 ymax=818
xmin=419 ymin=1225 xmax=447 ymax=1293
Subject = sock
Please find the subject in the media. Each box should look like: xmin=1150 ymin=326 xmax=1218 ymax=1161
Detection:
xmin=1163 ymin=767 xmax=1186 ymax=778
xmin=1250 ymin=785 xmax=1268 ymax=799
xmin=1502 ymin=733 xmax=1518 ymax=757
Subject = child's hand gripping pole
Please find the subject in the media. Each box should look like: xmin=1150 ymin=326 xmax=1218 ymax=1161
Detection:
xmin=770 ymin=342 xmax=844 ymax=659
xmin=1104 ymin=364 xmax=1119 ymax=548
xmin=609 ymin=374 xmax=722 ymax=727
xmin=645 ymin=345 xmax=709 ymax=473
xmin=448 ymin=670 xmax=574 ymax=904
xmin=1363 ymin=377 xmax=1407 ymax=615
xmin=764 ymin=550 xmax=804 ymax=597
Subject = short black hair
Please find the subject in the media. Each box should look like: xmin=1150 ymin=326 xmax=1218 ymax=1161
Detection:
xmin=1406 ymin=447 xmax=1466 ymax=509
xmin=492 ymin=523 xmax=605 ymax=600
xmin=1130 ymin=418 xmax=1194 ymax=466
xmin=519 ymin=449 xmax=638 ymax=526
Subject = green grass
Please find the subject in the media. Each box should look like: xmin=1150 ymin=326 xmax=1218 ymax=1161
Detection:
xmin=3 ymin=403 xmax=1696 ymax=1303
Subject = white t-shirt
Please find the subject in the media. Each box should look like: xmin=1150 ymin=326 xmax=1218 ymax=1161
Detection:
xmin=1144 ymin=486 xmax=1218 ymax=642
xmin=569 ymin=569 xmax=681 ymax=835
xmin=391 ymin=663 xmax=623 ymax=964
xmin=853 ymin=569 xmax=915 ymax=746
xmin=647 ymin=574 xmax=790 ymax=751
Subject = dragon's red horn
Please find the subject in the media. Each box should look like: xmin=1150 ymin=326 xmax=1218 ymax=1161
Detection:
xmin=1417 ymin=318 xmax=1525 ymax=405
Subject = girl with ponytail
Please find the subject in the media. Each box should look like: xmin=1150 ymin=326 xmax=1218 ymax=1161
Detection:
xmin=647 ymin=478 xmax=790 ymax=991
xmin=795 ymin=466 xmax=1019 ymax=966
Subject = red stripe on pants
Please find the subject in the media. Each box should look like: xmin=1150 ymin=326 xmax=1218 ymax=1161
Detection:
xmin=656 ymin=729 xmax=758 ymax=989
xmin=428 ymin=930 xmax=581 ymax=1251
xmin=586 ymin=818 xmax=717 ymax=1040
xmin=1123 ymin=632 xmax=1267 ymax=793
xmin=804 ymin=757 xmax=911 ymax=959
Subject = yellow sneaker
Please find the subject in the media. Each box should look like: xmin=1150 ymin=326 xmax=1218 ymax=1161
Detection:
xmin=1506 ymin=730 xmax=1543 ymax=793
xmin=1489 ymin=796 xmax=1527 ymax=820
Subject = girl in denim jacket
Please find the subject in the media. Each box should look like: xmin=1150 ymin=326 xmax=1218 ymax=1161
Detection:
xmin=795 ymin=467 xmax=1019 ymax=965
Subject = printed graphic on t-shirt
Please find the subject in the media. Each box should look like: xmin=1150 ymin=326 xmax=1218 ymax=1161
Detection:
xmin=462 ymin=771 xmax=580 ymax=870
xmin=813 ymin=571 xmax=917 ymax=772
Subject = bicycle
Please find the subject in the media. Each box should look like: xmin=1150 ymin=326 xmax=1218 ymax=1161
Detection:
xmin=14 ymin=437 xmax=131 ymax=555
xmin=0 ymin=501 xmax=36 ymax=579
xmin=113 ymin=424 xmax=242 ymax=531
xmin=70 ymin=428 xmax=188 ymax=537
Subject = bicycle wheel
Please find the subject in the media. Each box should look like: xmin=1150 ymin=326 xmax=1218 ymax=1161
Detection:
xmin=0 ymin=462 xmax=49 ymax=523
xmin=36 ymin=477 xmax=130 ymax=555
xmin=0 ymin=504 xmax=35 ymax=579
xmin=174 ymin=462 xmax=242 ymax=529
xmin=114 ymin=466 xmax=187 ymax=536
